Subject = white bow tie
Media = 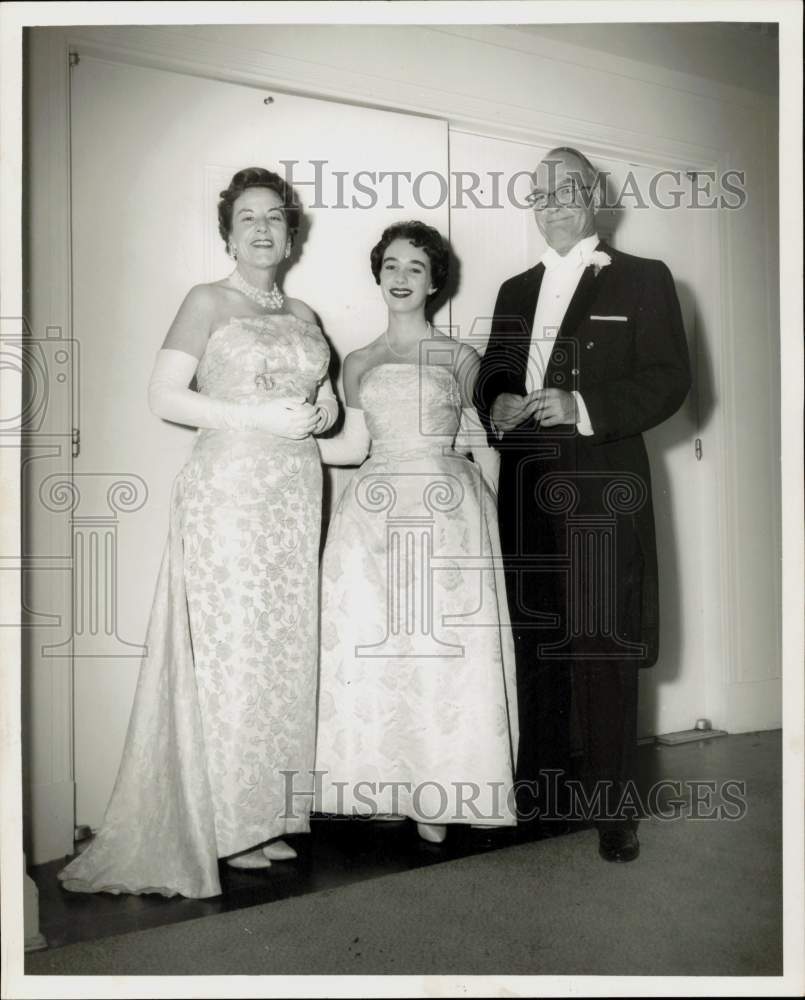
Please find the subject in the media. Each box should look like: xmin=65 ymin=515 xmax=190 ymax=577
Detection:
xmin=541 ymin=245 xmax=585 ymax=273
xmin=541 ymin=240 xmax=609 ymax=274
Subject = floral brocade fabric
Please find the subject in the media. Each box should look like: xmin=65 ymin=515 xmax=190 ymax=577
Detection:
xmin=59 ymin=313 xmax=329 ymax=898
xmin=314 ymin=364 xmax=519 ymax=825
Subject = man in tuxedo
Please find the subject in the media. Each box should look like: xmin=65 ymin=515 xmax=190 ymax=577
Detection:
xmin=475 ymin=147 xmax=691 ymax=862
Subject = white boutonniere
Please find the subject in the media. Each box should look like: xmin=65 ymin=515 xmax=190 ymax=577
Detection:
xmin=587 ymin=250 xmax=612 ymax=277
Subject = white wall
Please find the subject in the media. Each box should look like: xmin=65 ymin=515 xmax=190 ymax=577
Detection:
xmin=513 ymin=22 xmax=778 ymax=96
xmin=24 ymin=21 xmax=781 ymax=861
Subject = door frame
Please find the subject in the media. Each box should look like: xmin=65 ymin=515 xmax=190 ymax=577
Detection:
xmin=24 ymin=24 xmax=772 ymax=862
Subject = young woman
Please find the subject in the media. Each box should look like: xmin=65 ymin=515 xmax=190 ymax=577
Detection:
xmin=314 ymin=221 xmax=518 ymax=843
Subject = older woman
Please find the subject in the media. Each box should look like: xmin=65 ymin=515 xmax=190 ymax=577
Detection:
xmin=59 ymin=168 xmax=337 ymax=897
xmin=314 ymin=221 xmax=518 ymax=843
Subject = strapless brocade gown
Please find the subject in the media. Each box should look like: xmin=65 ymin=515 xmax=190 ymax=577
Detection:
xmin=58 ymin=314 xmax=330 ymax=898
xmin=314 ymin=364 xmax=519 ymax=826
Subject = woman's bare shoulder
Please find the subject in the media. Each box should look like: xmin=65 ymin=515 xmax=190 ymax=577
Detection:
xmin=285 ymin=296 xmax=318 ymax=324
xmin=342 ymin=340 xmax=385 ymax=405
xmin=430 ymin=331 xmax=479 ymax=363
xmin=162 ymin=283 xmax=223 ymax=353
xmin=184 ymin=280 xmax=226 ymax=307
xmin=343 ymin=342 xmax=379 ymax=377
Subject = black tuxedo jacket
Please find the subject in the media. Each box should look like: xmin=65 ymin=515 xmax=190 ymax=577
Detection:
xmin=475 ymin=241 xmax=691 ymax=667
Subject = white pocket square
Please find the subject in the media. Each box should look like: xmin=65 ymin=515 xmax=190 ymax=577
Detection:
xmin=590 ymin=315 xmax=628 ymax=322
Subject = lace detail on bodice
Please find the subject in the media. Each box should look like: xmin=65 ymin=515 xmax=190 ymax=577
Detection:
xmin=196 ymin=313 xmax=330 ymax=404
xmin=360 ymin=364 xmax=462 ymax=456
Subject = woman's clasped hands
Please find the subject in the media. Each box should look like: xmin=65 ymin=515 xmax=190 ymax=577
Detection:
xmin=256 ymin=396 xmax=322 ymax=439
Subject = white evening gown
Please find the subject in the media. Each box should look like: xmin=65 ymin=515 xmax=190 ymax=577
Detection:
xmin=314 ymin=364 xmax=518 ymax=826
xmin=59 ymin=313 xmax=330 ymax=897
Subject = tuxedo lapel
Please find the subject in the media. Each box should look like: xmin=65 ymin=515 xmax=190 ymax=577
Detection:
xmin=546 ymin=241 xmax=615 ymax=373
xmin=508 ymin=264 xmax=544 ymax=391
xmin=523 ymin=263 xmax=545 ymax=332
xmin=556 ymin=265 xmax=599 ymax=342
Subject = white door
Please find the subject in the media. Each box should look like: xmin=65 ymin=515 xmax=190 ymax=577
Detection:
xmin=70 ymin=55 xmax=448 ymax=829
xmin=448 ymin=128 xmax=719 ymax=739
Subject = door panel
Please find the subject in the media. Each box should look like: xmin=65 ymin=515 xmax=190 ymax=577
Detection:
xmin=70 ymin=56 xmax=448 ymax=827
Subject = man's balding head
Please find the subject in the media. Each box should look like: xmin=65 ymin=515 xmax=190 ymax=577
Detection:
xmin=543 ymin=147 xmax=598 ymax=184
xmin=531 ymin=147 xmax=600 ymax=255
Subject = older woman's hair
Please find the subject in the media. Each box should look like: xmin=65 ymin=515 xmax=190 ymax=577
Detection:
xmin=217 ymin=167 xmax=302 ymax=245
xmin=370 ymin=220 xmax=450 ymax=296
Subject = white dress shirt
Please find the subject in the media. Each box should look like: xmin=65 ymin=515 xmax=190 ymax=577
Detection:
xmin=525 ymin=234 xmax=598 ymax=436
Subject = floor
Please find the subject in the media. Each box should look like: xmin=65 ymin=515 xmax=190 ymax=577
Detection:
xmin=30 ymin=731 xmax=782 ymax=955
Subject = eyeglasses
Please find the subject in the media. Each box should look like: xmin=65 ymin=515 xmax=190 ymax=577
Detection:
xmin=525 ymin=181 xmax=592 ymax=211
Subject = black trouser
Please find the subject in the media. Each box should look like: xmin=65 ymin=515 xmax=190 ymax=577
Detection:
xmin=511 ymin=646 xmax=572 ymax=823
xmin=571 ymin=660 xmax=639 ymax=829
xmin=499 ymin=444 xmax=644 ymax=828
xmin=512 ymin=645 xmax=639 ymax=828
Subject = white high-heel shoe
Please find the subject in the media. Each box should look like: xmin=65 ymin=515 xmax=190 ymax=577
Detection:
xmin=227 ymin=848 xmax=272 ymax=870
xmin=262 ymin=839 xmax=298 ymax=861
xmin=417 ymin=822 xmax=447 ymax=844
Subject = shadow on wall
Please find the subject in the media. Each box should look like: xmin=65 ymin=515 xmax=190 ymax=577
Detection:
xmin=639 ymin=280 xmax=716 ymax=736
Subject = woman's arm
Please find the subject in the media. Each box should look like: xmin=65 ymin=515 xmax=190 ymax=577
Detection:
xmin=315 ymin=406 xmax=370 ymax=465
xmin=285 ymin=297 xmax=339 ymax=434
xmin=161 ymin=284 xmax=216 ymax=357
xmin=150 ymin=286 xmax=317 ymax=438
xmin=312 ymin=376 xmax=339 ymax=434
xmin=453 ymin=342 xmax=500 ymax=497
xmin=314 ymin=351 xmax=371 ymax=465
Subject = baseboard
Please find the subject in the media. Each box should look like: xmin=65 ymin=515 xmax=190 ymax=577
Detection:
xmin=655 ymin=728 xmax=728 ymax=746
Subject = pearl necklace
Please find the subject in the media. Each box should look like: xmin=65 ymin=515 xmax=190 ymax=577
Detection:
xmin=229 ymin=268 xmax=285 ymax=311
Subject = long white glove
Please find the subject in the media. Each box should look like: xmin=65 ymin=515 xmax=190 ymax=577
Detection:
xmin=313 ymin=377 xmax=339 ymax=434
xmin=315 ymin=406 xmax=371 ymax=466
xmin=455 ymin=406 xmax=500 ymax=498
xmin=148 ymin=348 xmax=318 ymax=439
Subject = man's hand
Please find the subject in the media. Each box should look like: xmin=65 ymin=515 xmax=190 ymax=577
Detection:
xmin=491 ymin=389 xmax=578 ymax=432
xmin=522 ymin=388 xmax=578 ymax=427
xmin=490 ymin=392 xmax=534 ymax=433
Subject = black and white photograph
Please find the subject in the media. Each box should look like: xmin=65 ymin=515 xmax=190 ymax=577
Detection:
xmin=1 ymin=1 xmax=802 ymax=996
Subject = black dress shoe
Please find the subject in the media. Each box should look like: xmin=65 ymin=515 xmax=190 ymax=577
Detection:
xmin=598 ymin=827 xmax=640 ymax=863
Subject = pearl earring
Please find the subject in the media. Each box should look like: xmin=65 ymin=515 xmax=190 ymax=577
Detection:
xmin=284 ymin=242 xmax=292 ymax=260
xmin=228 ymin=242 xmax=238 ymax=260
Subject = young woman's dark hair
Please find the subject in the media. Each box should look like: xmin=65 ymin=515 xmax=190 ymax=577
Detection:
xmin=217 ymin=167 xmax=302 ymax=246
xmin=369 ymin=220 xmax=450 ymax=297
